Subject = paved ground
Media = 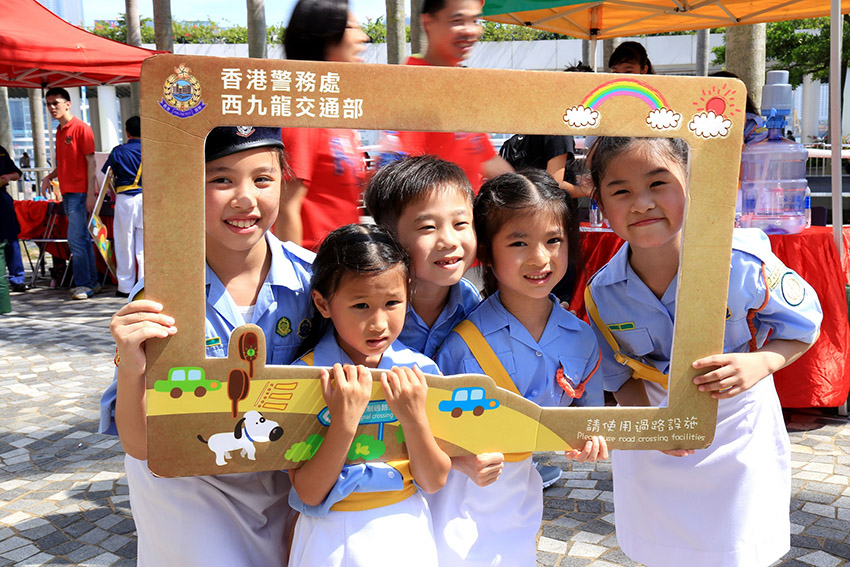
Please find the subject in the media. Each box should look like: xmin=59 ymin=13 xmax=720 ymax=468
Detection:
xmin=1 ymin=281 xmax=849 ymax=566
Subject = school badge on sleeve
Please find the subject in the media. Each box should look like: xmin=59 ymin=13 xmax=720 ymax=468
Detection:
xmin=780 ymin=272 xmax=806 ymax=306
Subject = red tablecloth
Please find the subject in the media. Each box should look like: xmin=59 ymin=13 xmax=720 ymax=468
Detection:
xmin=14 ymin=200 xmax=66 ymax=239
xmin=13 ymin=200 xmax=70 ymax=259
xmin=570 ymin=226 xmax=850 ymax=408
xmin=13 ymin=199 xmax=115 ymax=274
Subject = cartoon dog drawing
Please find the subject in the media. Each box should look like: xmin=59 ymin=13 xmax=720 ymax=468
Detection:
xmin=198 ymin=410 xmax=283 ymax=466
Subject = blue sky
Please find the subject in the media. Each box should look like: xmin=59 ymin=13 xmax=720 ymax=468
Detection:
xmin=82 ymin=0 xmax=388 ymax=28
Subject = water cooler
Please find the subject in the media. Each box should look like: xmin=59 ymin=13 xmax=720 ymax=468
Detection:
xmin=739 ymin=70 xmax=809 ymax=234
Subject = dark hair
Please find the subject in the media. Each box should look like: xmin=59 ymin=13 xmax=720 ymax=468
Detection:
xmin=587 ymin=137 xmax=689 ymax=204
xmin=285 ymin=0 xmax=349 ymax=61
xmin=474 ymin=170 xmax=580 ymax=298
xmin=422 ymin=0 xmax=483 ymax=15
xmin=125 ymin=116 xmax=141 ymax=137
xmin=709 ymin=71 xmax=759 ymax=116
xmin=608 ymin=41 xmax=654 ymax=74
xmin=45 ymin=87 xmax=71 ymax=101
xmin=297 ymin=223 xmax=412 ymax=356
xmin=422 ymin=0 xmax=446 ymax=15
xmin=564 ymin=61 xmax=593 ymax=73
xmin=364 ymin=155 xmax=473 ymax=232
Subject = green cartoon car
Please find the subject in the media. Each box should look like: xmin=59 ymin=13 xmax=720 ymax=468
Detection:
xmin=154 ymin=367 xmax=222 ymax=399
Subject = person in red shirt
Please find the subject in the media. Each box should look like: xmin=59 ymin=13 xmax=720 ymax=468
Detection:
xmin=394 ymin=0 xmax=512 ymax=191
xmin=41 ymin=87 xmax=99 ymax=300
xmin=276 ymin=0 xmax=369 ymax=251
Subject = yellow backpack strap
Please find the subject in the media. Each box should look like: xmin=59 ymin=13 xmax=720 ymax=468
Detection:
xmin=300 ymin=351 xmax=315 ymax=366
xmin=584 ymin=285 xmax=669 ymax=390
xmin=453 ymin=320 xmax=530 ymax=462
xmin=116 ymin=163 xmax=143 ymax=193
xmin=453 ymin=320 xmax=521 ymax=396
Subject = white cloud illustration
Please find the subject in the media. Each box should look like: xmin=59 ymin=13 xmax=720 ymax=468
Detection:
xmin=563 ymin=105 xmax=599 ymax=129
xmin=646 ymin=108 xmax=681 ymax=130
xmin=688 ymin=111 xmax=732 ymax=139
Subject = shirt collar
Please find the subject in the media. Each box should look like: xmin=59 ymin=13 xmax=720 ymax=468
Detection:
xmin=204 ymin=232 xmax=299 ymax=325
xmin=595 ymin=241 xmax=677 ymax=310
xmin=407 ymin=280 xmax=467 ymax=328
xmin=264 ymin=232 xmax=306 ymax=291
xmin=313 ymin=328 xmax=406 ymax=370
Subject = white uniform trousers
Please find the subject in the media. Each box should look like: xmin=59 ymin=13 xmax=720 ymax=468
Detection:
xmin=427 ymin=457 xmax=542 ymax=567
xmin=113 ymin=193 xmax=144 ymax=294
xmin=125 ymin=455 xmax=294 ymax=567
xmin=612 ymin=377 xmax=791 ymax=567
xmin=289 ymin=492 xmax=438 ymax=567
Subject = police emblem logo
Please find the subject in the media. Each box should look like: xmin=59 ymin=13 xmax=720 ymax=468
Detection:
xmin=298 ymin=318 xmax=312 ymax=340
xmin=276 ymin=317 xmax=292 ymax=337
xmin=236 ymin=126 xmax=256 ymax=138
xmin=780 ymin=272 xmax=805 ymax=306
xmin=159 ymin=64 xmax=207 ymax=118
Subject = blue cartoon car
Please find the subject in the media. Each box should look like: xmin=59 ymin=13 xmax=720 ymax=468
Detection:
xmin=439 ymin=387 xmax=500 ymax=418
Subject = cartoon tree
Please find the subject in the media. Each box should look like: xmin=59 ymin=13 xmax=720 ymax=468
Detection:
xmin=347 ymin=434 xmax=386 ymax=461
xmin=286 ymin=434 xmax=324 ymax=462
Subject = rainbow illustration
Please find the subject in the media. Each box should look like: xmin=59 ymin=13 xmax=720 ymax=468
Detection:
xmin=581 ymin=78 xmax=670 ymax=111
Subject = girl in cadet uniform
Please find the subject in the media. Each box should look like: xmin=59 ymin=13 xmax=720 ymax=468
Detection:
xmin=431 ymin=170 xmax=608 ymax=567
xmin=288 ymin=223 xmax=450 ymax=567
xmin=101 ymin=126 xmax=314 ymax=566
xmin=584 ymin=136 xmax=822 ymax=567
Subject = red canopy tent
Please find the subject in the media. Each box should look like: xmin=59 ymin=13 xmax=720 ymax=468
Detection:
xmin=0 ymin=0 xmax=163 ymax=88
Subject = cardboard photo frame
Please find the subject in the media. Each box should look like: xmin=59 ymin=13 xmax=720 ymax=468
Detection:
xmin=141 ymin=54 xmax=744 ymax=477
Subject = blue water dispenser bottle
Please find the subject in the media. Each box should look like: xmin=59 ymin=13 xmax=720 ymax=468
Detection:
xmin=739 ymin=70 xmax=809 ymax=234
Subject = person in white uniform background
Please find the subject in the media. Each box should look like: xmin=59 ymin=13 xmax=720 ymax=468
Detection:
xmin=288 ymin=223 xmax=451 ymax=567
xmin=102 ymin=116 xmax=145 ymax=297
xmin=101 ymin=126 xmax=313 ymax=566
xmin=585 ymin=136 xmax=822 ymax=567
xmin=431 ymin=170 xmax=608 ymax=567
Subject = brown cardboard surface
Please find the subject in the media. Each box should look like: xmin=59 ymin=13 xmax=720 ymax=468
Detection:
xmin=142 ymin=54 xmax=744 ymax=477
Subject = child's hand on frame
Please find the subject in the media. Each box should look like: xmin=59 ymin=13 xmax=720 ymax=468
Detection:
xmin=110 ymin=300 xmax=177 ymax=373
xmin=320 ymin=363 xmax=372 ymax=431
xmin=692 ymin=352 xmax=775 ymax=399
xmin=451 ymin=453 xmax=505 ymax=487
xmin=380 ymin=365 xmax=428 ymax=422
xmin=565 ymin=436 xmax=609 ymax=462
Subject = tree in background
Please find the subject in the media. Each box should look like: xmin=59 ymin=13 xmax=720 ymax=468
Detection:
xmin=386 ymin=0 xmax=406 ymax=64
xmin=713 ymin=18 xmax=849 ymax=88
xmin=125 ymin=0 xmax=142 ymax=115
xmin=713 ymin=17 xmax=849 ymax=139
xmin=152 ymin=0 xmax=173 ymax=52
xmin=90 ymin=17 xmax=284 ymax=45
xmin=247 ymin=0 xmax=267 ymax=58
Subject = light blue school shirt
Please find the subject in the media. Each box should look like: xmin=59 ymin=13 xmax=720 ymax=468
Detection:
xmin=588 ymin=228 xmax=823 ymax=394
xmin=436 ymin=291 xmax=603 ymax=408
xmin=398 ymin=278 xmax=482 ymax=359
xmin=99 ymin=232 xmax=315 ymax=435
xmin=289 ymin=327 xmax=440 ymax=517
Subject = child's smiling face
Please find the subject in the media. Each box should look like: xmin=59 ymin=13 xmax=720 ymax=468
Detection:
xmin=394 ymin=185 xmax=476 ymax=294
xmin=489 ymin=209 xmax=568 ymax=305
xmin=312 ymin=266 xmax=409 ymax=368
xmin=597 ymin=142 xmax=688 ymax=252
xmin=204 ymin=147 xmax=281 ymax=256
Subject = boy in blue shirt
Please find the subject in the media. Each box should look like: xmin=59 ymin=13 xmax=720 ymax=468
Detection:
xmin=364 ymin=155 xmax=480 ymax=359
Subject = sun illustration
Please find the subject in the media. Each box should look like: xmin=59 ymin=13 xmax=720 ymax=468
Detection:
xmin=693 ymin=84 xmax=740 ymax=118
